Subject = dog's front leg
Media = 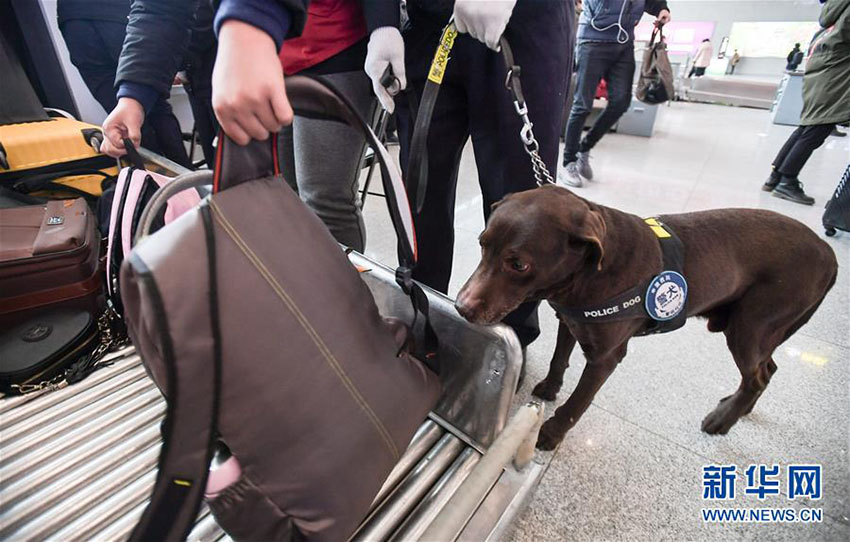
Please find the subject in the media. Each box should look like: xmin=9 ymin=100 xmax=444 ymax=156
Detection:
xmin=536 ymin=343 xmax=626 ymax=450
xmin=532 ymin=321 xmax=577 ymax=401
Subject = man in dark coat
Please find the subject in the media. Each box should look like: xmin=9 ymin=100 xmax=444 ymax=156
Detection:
xmin=57 ymin=0 xmax=190 ymax=167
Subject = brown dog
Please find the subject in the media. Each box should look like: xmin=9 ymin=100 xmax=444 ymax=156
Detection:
xmin=456 ymin=185 xmax=838 ymax=450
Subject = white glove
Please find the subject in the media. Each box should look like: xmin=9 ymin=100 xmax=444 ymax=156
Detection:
xmin=365 ymin=26 xmax=406 ymax=114
xmin=453 ymin=0 xmax=518 ymax=51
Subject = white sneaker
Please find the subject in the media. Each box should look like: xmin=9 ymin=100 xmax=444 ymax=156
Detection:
xmin=557 ymin=161 xmax=584 ymax=188
xmin=577 ymin=151 xmax=593 ymax=181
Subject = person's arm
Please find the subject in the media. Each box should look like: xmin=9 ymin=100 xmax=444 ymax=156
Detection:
xmin=211 ymin=0 xmax=309 ymax=145
xmin=360 ymin=0 xmax=400 ymax=34
xmin=361 ymin=0 xmax=405 ymax=113
xmin=819 ymin=0 xmax=850 ymax=28
xmin=644 ymin=0 xmax=671 ymax=24
xmin=213 ymin=0 xmax=309 ymax=51
xmin=101 ymin=0 xmax=198 ymax=157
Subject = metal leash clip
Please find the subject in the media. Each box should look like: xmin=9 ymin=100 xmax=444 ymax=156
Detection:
xmin=499 ymin=37 xmax=555 ymax=187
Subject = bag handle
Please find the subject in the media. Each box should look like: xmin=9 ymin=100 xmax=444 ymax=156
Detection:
xmin=135 ymin=170 xmax=212 ymax=244
xmin=122 ymin=138 xmax=148 ymax=171
xmin=649 ymin=23 xmax=664 ymax=48
xmin=136 ymin=75 xmax=419 ymax=264
xmin=210 ymin=74 xmax=418 ymax=267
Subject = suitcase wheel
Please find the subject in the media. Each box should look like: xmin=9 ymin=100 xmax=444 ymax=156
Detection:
xmin=825 ymin=226 xmax=837 ymax=237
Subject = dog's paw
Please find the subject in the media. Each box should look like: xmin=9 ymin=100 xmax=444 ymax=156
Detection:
xmin=531 ymin=380 xmax=558 ymax=402
xmin=701 ymin=402 xmax=738 ymax=435
xmin=536 ymin=420 xmax=565 ymax=451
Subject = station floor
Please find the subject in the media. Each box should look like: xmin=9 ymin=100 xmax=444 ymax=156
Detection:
xmin=360 ymin=101 xmax=849 ymax=541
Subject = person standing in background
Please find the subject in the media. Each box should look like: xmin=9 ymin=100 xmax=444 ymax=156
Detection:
xmin=56 ymin=0 xmax=191 ymax=168
xmin=786 ymin=42 xmax=804 ymax=71
xmin=558 ymin=0 xmax=671 ymax=188
xmin=729 ymin=49 xmax=741 ymax=74
xmin=688 ymin=38 xmax=712 ymax=77
xmin=763 ymin=0 xmax=850 ymax=205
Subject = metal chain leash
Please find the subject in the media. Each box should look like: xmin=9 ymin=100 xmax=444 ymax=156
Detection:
xmin=11 ymin=307 xmax=127 ymax=395
xmin=500 ymin=40 xmax=555 ymax=187
xmin=512 ymin=100 xmax=555 ymax=186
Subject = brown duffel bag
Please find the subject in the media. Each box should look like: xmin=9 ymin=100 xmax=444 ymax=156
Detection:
xmin=123 ymin=76 xmax=442 ymax=542
xmin=635 ymin=25 xmax=675 ymax=105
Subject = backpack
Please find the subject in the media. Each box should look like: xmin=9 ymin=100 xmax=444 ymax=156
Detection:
xmin=636 ymin=26 xmax=675 ymax=105
xmin=105 ymin=141 xmax=201 ymax=314
xmin=123 ymin=75 xmax=442 ymax=542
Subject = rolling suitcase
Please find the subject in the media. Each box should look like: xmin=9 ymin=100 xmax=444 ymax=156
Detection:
xmin=823 ymin=164 xmax=850 ymax=237
xmin=0 ymin=117 xmax=117 ymax=201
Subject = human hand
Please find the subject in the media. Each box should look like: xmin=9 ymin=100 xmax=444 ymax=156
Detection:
xmin=453 ymin=0 xmax=518 ymax=51
xmin=100 ymin=97 xmax=144 ymax=158
xmin=212 ymin=20 xmax=293 ymax=145
xmin=656 ymin=9 xmax=671 ymax=25
xmin=365 ymin=26 xmax=406 ymax=114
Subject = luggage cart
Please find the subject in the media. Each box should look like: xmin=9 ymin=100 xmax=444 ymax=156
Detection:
xmin=0 ymin=153 xmax=549 ymax=541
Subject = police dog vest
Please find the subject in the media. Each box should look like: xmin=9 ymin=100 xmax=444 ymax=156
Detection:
xmin=550 ymin=217 xmax=689 ymax=336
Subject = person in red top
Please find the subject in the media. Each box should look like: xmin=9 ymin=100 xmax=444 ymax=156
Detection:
xmin=102 ymin=0 xmax=404 ymax=252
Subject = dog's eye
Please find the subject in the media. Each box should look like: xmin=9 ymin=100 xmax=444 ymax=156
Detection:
xmin=509 ymin=258 xmax=529 ymax=273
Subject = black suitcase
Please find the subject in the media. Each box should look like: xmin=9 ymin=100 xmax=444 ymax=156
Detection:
xmin=823 ymin=165 xmax=850 ymax=237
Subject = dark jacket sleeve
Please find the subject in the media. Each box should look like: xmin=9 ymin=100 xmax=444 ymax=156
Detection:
xmin=213 ymin=0 xmax=309 ymax=49
xmin=115 ymin=0 xmax=199 ymax=101
xmin=644 ymin=0 xmax=669 ymax=16
xmin=360 ymin=0 xmax=400 ymax=34
xmin=116 ymin=0 xmax=310 ymax=110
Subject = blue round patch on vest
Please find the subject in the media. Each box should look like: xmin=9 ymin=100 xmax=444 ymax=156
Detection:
xmin=645 ymin=271 xmax=688 ymax=321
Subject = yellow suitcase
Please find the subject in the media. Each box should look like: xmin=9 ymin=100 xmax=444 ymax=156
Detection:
xmin=0 ymin=117 xmax=118 ymax=199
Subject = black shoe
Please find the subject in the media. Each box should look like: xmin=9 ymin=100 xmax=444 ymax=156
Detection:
xmin=762 ymin=171 xmax=781 ymax=192
xmin=830 ymin=127 xmax=847 ymax=137
xmin=773 ymin=177 xmax=815 ymax=205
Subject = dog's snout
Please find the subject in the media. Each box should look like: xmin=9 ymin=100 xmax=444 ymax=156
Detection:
xmin=455 ymin=289 xmax=482 ymax=322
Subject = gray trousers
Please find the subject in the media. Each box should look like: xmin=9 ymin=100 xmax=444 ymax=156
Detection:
xmin=279 ymin=70 xmax=376 ymax=252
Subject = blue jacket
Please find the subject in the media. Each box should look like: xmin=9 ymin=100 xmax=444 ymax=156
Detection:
xmin=578 ymin=0 xmax=669 ymax=43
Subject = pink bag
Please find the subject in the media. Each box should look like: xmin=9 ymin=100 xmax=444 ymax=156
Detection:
xmin=106 ymin=142 xmax=201 ymax=308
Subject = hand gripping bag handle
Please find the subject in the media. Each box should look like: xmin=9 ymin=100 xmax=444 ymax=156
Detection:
xmin=137 ymin=75 xmax=418 ymax=267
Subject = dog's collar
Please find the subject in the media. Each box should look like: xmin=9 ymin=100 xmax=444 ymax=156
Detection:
xmin=549 ymin=218 xmax=689 ymax=335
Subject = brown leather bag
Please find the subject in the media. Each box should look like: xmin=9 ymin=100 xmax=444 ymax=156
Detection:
xmin=0 ymin=198 xmax=101 ymax=325
xmin=123 ymin=76 xmax=442 ymax=542
xmin=636 ymin=25 xmax=675 ymax=105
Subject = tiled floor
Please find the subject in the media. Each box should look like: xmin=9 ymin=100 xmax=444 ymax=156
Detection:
xmin=360 ymin=101 xmax=849 ymax=541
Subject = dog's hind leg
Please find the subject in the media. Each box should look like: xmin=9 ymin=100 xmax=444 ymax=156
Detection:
xmin=532 ymin=321 xmax=577 ymax=401
xmin=537 ymin=341 xmax=625 ymax=450
xmin=701 ymin=287 xmax=798 ymax=435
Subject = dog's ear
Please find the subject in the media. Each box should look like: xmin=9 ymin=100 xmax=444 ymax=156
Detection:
xmin=576 ymin=209 xmax=606 ymax=271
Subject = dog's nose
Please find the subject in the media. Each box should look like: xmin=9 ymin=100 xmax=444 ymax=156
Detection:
xmin=455 ymin=291 xmax=480 ymax=322
xmin=455 ymin=299 xmax=475 ymax=321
